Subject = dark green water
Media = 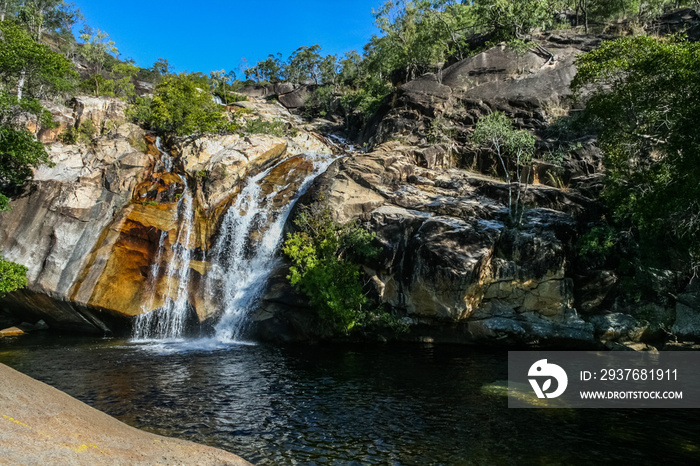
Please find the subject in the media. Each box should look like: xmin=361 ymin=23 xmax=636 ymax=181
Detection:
xmin=1 ymin=334 xmax=699 ymax=465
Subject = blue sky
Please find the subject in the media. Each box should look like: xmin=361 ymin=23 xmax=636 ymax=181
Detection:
xmin=76 ymin=0 xmax=382 ymax=74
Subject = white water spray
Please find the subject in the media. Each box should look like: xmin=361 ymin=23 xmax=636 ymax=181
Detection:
xmin=209 ymin=153 xmax=338 ymax=342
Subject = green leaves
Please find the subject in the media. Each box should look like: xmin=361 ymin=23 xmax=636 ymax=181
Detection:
xmin=0 ymin=254 xmax=27 ymax=297
xmin=0 ymin=124 xmax=50 ymax=186
xmin=573 ymin=35 xmax=700 ymax=267
xmin=0 ymin=21 xmax=76 ymax=99
xmin=283 ymin=206 xmax=381 ymax=334
xmin=133 ymin=74 xmax=237 ymax=136
xmin=472 ymin=112 xmax=535 ymax=224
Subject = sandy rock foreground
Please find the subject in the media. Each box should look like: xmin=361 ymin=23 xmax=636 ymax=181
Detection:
xmin=0 ymin=363 xmax=252 ymax=465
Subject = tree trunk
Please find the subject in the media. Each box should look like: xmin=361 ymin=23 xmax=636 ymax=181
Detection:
xmin=17 ymin=68 xmax=26 ymax=100
xmin=94 ymin=75 xmax=100 ymax=97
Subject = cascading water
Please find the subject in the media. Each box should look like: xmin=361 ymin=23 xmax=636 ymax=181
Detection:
xmin=132 ymin=140 xmax=196 ymax=340
xmin=208 ymin=153 xmax=338 ymax=342
xmin=132 ymin=134 xmax=341 ymax=343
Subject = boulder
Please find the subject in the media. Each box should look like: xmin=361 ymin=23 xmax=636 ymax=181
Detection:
xmin=0 ymin=326 xmax=25 ymax=337
xmin=0 ymin=363 xmax=252 ymax=465
xmin=71 ymin=96 xmax=128 ymax=133
xmin=672 ymin=292 xmax=700 ymax=339
xmin=257 ymin=139 xmax=598 ymax=345
xmin=278 ymin=85 xmax=314 ymax=109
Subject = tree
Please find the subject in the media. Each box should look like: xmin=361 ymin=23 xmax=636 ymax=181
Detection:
xmin=0 ymin=0 xmax=20 ymax=21
xmin=78 ymin=26 xmax=118 ymax=97
xmin=111 ymin=61 xmax=139 ymax=100
xmin=17 ymin=0 xmax=81 ymax=41
xmin=473 ymin=0 xmax=553 ymax=39
xmin=367 ymin=0 xmax=475 ymax=83
xmin=572 ymin=35 xmax=700 ymax=268
xmin=338 ymin=50 xmax=362 ymax=85
xmin=319 ymin=54 xmax=339 ymax=88
xmin=0 ymin=22 xmax=76 ymax=100
xmin=147 ymin=73 xmax=236 ymax=136
xmin=472 ymin=112 xmax=536 ymax=224
xmin=254 ymin=54 xmax=283 ymax=83
xmin=286 ymin=45 xmax=322 ymax=84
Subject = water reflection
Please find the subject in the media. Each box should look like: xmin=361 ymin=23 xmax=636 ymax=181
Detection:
xmin=1 ymin=335 xmax=699 ymax=465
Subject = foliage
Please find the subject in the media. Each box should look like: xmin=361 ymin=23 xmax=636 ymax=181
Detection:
xmin=0 ymin=123 xmax=50 ymax=185
xmin=339 ymin=75 xmax=392 ymax=126
xmin=283 ymin=205 xmax=393 ymax=334
xmin=209 ymin=68 xmax=240 ymax=105
xmin=126 ymin=96 xmax=153 ymax=126
xmin=472 ymin=112 xmax=535 ymax=224
xmin=78 ymin=26 xmax=118 ymax=97
xmin=286 ymin=45 xmax=322 ymax=84
xmin=0 ymin=254 xmax=27 ymax=296
xmin=0 ymin=97 xmax=52 ymax=210
xmin=134 ymin=74 xmax=237 ymax=136
xmin=306 ymin=86 xmax=336 ymax=118
xmin=572 ymin=35 xmax=700 ymax=269
xmin=0 ymin=21 xmax=76 ymax=100
xmin=111 ymin=62 xmax=139 ymax=100
xmin=59 ymin=119 xmax=97 ymax=145
xmin=473 ymin=0 xmax=553 ymax=39
xmin=246 ymin=54 xmax=283 ymax=83
xmin=16 ymin=0 xmax=81 ymax=40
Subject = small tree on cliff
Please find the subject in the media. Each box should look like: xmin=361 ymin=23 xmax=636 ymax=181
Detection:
xmin=472 ymin=112 xmax=536 ymax=225
xmin=79 ymin=27 xmax=118 ymax=97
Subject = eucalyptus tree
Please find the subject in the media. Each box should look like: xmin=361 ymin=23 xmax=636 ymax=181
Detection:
xmin=285 ymin=45 xmax=322 ymax=84
xmin=472 ymin=112 xmax=536 ymax=225
xmin=79 ymin=26 xmax=118 ymax=97
xmin=17 ymin=0 xmax=81 ymax=41
xmin=0 ymin=21 xmax=75 ymax=100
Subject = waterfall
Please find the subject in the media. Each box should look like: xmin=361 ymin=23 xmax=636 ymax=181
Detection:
xmin=132 ymin=135 xmax=340 ymax=343
xmin=209 ymin=153 xmax=338 ymax=342
xmin=132 ymin=140 xmax=196 ymax=341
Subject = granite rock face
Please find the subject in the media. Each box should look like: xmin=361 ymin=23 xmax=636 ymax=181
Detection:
xmin=254 ymin=144 xmax=596 ymax=345
xmin=0 ymin=97 xmax=332 ymax=334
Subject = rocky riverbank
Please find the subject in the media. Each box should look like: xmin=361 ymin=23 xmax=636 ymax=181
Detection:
xmin=0 ymin=363 xmax=251 ymax=465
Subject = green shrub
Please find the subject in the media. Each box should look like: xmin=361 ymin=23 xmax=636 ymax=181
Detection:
xmin=130 ymin=74 xmax=237 ymax=136
xmin=59 ymin=120 xmax=98 ymax=145
xmin=0 ymin=255 xmax=27 ymax=297
xmin=283 ymin=205 xmax=399 ymax=335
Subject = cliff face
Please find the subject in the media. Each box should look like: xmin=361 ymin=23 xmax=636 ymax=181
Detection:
xmin=0 ymin=97 xmax=333 ymax=334
xmin=2 ymin=32 xmax=696 ymax=346
xmin=251 ymin=34 xmax=684 ymax=347
xmin=255 ymin=143 xmax=596 ymax=345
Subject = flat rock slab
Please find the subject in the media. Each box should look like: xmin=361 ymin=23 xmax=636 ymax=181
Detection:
xmin=0 ymin=327 xmax=25 ymax=337
xmin=0 ymin=364 xmax=252 ymax=465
